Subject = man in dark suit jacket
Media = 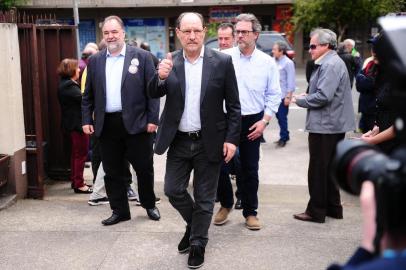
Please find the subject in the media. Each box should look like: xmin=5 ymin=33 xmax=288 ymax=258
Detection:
xmin=82 ymin=15 xmax=161 ymax=226
xmin=147 ymin=12 xmax=240 ymax=269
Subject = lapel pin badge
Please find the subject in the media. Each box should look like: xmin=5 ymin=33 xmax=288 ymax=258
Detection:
xmin=131 ymin=58 xmax=139 ymax=66
xmin=128 ymin=65 xmax=138 ymax=74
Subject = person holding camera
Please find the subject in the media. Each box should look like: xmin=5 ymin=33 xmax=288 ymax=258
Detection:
xmin=359 ymin=33 xmax=400 ymax=155
xmin=330 ymin=15 xmax=406 ymax=270
xmin=292 ymin=28 xmax=355 ymax=223
xmin=327 ymin=180 xmax=406 ymax=270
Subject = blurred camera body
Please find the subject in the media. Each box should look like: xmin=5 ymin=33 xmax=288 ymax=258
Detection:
xmin=333 ymin=140 xmax=406 ymax=234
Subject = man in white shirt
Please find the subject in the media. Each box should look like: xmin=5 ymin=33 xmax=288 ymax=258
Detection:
xmin=82 ymin=15 xmax=161 ymax=225
xmin=147 ymin=12 xmax=240 ymax=269
xmin=213 ymin=21 xmax=245 ymax=226
xmin=222 ymin=13 xmax=281 ymax=230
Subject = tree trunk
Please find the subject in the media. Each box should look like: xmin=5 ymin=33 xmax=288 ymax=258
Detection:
xmin=337 ymin=24 xmax=348 ymax=43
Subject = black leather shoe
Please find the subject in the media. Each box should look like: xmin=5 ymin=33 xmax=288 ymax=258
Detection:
xmin=178 ymin=226 xmax=191 ymax=253
xmin=276 ymin=140 xmax=287 ymax=147
xmin=188 ymin=245 xmax=205 ymax=269
xmin=146 ymin=207 xmax=161 ymax=221
xmin=234 ymin=198 xmax=242 ymax=210
xmin=74 ymin=186 xmax=93 ymax=194
xmin=101 ymin=213 xmax=130 ymax=226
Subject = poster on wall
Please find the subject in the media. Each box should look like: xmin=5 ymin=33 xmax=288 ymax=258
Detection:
xmin=123 ymin=18 xmax=166 ymax=60
xmin=273 ymin=5 xmax=294 ymax=44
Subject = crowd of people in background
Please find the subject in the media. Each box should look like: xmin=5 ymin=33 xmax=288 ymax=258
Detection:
xmin=54 ymin=11 xmax=404 ymax=269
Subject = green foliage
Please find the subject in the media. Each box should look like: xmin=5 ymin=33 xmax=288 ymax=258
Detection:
xmin=206 ymin=22 xmax=220 ymax=38
xmin=291 ymin=0 xmax=406 ymax=40
xmin=1 ymin=0 xmax=26 ymax=10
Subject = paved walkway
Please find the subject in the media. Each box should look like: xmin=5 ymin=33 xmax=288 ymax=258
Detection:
xmin=0 ymin=68 xmax=363 ymax=269
xmin=0 ymin=180 xmax=361 ymax=270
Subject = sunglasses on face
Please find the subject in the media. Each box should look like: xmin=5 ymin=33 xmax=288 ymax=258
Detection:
xmin=309 ymin=43 xmax=328 ymax=50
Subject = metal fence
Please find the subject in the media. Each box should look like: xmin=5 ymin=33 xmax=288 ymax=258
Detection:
xmin=2 ymin=10 xmax=77 ymax=198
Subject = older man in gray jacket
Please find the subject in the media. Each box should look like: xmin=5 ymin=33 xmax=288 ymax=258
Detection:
xmin=292 ymin=28 xmax=355 ymax=223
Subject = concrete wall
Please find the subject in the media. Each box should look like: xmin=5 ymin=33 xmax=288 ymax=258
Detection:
xmin=0 ymin=23 xmax=27 ymax=198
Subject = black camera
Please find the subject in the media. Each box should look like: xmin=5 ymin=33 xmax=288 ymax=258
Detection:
xmin=333 ymin=139 xmax=406 ymax=194
xmin=333 ymin=140 xmax=406 ymax=234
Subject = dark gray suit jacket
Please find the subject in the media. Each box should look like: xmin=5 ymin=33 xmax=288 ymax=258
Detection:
xmin=147 ymin=48 xmax=241 ymax=162
xmin=82 ymin=45 xmax=159 ymax=136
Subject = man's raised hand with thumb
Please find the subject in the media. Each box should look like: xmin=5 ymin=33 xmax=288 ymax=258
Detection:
xmin=158 ymin=52 xmax=173 ymax=80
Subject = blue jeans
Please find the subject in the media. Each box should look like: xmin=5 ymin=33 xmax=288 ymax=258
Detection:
xmin=275 ymin=99 xmax=290 ymax=142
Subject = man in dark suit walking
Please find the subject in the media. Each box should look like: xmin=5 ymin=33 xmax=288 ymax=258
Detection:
xmin=147 ymin=12 xmax=240 ymax=269
xmin=82 ymin=15 xmax=161 ymax=225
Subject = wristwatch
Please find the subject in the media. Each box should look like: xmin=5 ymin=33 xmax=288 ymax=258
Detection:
xmin=261 ymin=119 xmax=269 ymax=126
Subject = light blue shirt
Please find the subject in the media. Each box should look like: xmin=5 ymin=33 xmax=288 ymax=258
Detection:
xmin=276 ymin=55 xmax=296 ymax=98
xmin=178 ymin=47 xmax=205 ymax=132
xmin=223 ymin=46 xmax=281 ymax=117
xmin=105 ymin=44 xmax=126 ymax=113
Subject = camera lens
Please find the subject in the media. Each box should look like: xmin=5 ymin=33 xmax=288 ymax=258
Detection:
xmin=333 ymin=140 xmax=389 ymax=195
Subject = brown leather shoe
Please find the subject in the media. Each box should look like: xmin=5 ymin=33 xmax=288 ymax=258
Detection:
xmin=293 ymin=212 xmax=325 ymax=223
xmin=213 ymin=207 xmax=232 ymax=225
xmin=245 ymin=216 xmax=261 ymax=230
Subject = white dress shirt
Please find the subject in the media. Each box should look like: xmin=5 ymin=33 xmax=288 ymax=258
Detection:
xmin=222 ymin=46 xmax=281 ymax=117
xmin=105 ymin=44 xmax=126 ymax=113
xmin=178 ymin=47 xmax=205 ymax=132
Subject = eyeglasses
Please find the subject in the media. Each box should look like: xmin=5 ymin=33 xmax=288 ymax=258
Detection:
xmin=309 ymin=44 xmax=327 ymax=50
xmin=234 ymin=30 xmax=254 ymax=36
xmin=178 ymin=29 xmax=205 ymax=36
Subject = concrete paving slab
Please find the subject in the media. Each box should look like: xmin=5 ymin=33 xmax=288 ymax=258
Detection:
xmin=0 ymin=182 xmax=362 ymax=270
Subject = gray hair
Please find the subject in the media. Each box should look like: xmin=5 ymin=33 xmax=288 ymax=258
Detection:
xmin=310 ymin=28 xmax=337 ymax=49
xmin=274 ymin=40 xmax=288 ymax=54
xmin=102 ymin=15 xmax=124 ymax=30
xmin=235 ymin=13 xmax=262 ymax=33
xmin=176 ymin=12 xmax=205 ymax=29
xmin=343 ymin=39 xmax=355 ymax=48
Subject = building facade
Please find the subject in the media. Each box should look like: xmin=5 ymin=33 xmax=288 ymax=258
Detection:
xmin=18 ymin=0 xmax=306 ymax=65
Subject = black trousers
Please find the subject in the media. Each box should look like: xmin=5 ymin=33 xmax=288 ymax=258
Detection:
xmin=99 ymin=113 xmax=156 ymax=217
xmin=239 ymin=112 xmax=262 ymax=218
xmin=92 ymin=135 xmax=134 ymax=188
xmin=217 ymin=150 xmax=242 ymax=209
xmin=306 ymin=133 xmax=344 ymax=221
xmin=164 ymin=133 xmax=222 ymax=247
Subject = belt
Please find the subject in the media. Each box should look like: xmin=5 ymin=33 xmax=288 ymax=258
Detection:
xmin=105 ymin=111 xmax=122 ymax=117
xmin=241 ymin=112 xmax=262 ymax=118
xmin=177 ymin=130 xmax=202 ymax=140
